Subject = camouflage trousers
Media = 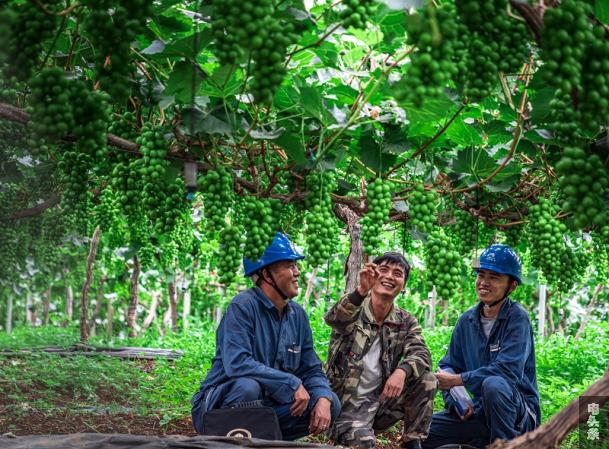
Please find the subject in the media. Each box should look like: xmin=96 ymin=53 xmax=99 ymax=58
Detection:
xmin=330 ymin=372 xmax=437 ymax=449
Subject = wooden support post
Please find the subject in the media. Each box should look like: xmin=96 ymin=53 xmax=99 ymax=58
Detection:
xmin=303 ymin=267 xmax=319 ymax=311
xmin=127 ymin=256 xmax=141 ymax=338
xmin=168 ymin=281 xmax=178 ymax=331
xmin=143 ymin=291 xmax=160 ymax=331
xmin=43 ymin=287 xmax=51 ymax=326
xmin=538 ymin=284 xmax=547 ymax=338
xmin=80 ymin=226 xmax=101 ymax=343
xmin=575 ymin=284 xmax=603 ymax=341
xmin=6 ymin=294 xmax=13 ymax=334
xmin=106 ymin=294 xmax=114 ymax=338
xmin=426 ymin=286 xmax=437 ymax=329
xmin=183 ymin=288 xmax=191 ymax=332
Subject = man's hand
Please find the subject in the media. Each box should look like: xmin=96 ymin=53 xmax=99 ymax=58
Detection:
xmin=458 ymin=404 xmax=474 ymax=421
xmin=290 ymin=384 xmax=310 ymax=417
xmin=436 ymin=369 xmax=463 ymax=390
xmin=380 ymin=368 xmax=406 ymax=402
xmin=357 ymin=263 xmax=379 ymax=296
xmin=308 ymin=397 xmax=332 ymax=435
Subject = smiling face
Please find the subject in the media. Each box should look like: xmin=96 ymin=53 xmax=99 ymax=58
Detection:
xmin=371 ymin=261 xmax=406 ymax=300
xmin=475 ymin=269 xmax=516 ymax=306
xmin=265 ymin=259 xmax=301 ymax=299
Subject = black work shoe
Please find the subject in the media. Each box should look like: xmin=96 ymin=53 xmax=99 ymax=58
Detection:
xmin=400 ymin=440 xmax=422 ymax=449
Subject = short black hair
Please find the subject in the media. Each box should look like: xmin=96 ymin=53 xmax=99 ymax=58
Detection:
xmin=372 ymin=252 xmax=411 ymax=281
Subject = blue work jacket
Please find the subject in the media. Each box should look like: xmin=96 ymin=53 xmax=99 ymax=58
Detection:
xmin=439 ymin=298 xmax=541 ymax=424
xmin=192 ymin=287 xmax=333 ymax=409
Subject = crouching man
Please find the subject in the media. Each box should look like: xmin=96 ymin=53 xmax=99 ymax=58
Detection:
xmin=325 ymin=252 xmax=437 ymax=449
xmin=423 ymin=244 xmax=540 ymax=449
xmin=191 ymin=232 xmax=340 ymax=439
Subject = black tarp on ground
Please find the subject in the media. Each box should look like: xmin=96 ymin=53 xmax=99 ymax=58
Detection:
xmin=0 ymin=434 xmax=336 ymax=449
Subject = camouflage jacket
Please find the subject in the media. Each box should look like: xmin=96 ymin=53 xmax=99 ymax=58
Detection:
xmin=324 ymin=291 xmax=432 ymax=405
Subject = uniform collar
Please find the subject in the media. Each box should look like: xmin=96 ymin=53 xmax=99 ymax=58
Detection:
xmin=363 ymin=296 xmax=400 ymax=325
xmin=253 ymin=286 xmax=294 ymax=315
xmin=472 ymin=297 xmax=512 ymax=321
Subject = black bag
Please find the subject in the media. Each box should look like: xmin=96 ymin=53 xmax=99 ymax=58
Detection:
xmin=201 ymin=406 xmax=282 ymax=440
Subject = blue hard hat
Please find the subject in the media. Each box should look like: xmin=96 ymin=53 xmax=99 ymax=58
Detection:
xmin=475 ymin=244 xmax=522 ymax=284
xmin=243 ymin=232 xmax=305 ymax=277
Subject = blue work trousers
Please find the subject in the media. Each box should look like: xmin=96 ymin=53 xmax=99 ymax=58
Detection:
xmin=192 ymin=377 xmax=341 ymax=440
xmin=422 ymin=376 xmax=536 ymax=449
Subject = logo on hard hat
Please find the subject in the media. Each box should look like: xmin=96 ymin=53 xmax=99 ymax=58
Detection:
xmin=227 ymin=428 xmax=252 ymax=438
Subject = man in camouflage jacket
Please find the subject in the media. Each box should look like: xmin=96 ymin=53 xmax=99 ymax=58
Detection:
xmin=325 ymin=252 xmax=437 ymax=449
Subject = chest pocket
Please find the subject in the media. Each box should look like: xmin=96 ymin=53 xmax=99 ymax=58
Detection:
xmin=283 ymin=344 xmax=301 ymax=372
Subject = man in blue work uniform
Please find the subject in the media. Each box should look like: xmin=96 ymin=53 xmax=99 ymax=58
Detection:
xmin=191 ymin=232 xmax=340 ymax=439
xmin=422 ymin=244 xmax=540 ymax=448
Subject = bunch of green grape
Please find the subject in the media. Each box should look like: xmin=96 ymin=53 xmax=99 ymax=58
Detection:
xmin=108 ymin=111 xmax=139 ymax=140
xmin=28 ymin=68 xmax=74 ymax=142
xmin=242 ymin=197 xmax=281 ymax=261
xmin=0 ymin=221 xmax=19 ymax=284
xmin=361 ymin=178 xmax=393 ymax=255
xmin=503 ymin=224 xmax=524 ymax=248
xmin=425 ymin=228 xmax=462 ymax=300
xmin=578 ymin=25 xmax=609 ymax=133
xmin=70 ymin=80 xmax=111 ymax=161
xmin=150 ymin=178 xmax=188 ymax=235
xmin=210 ymin=0 xmax=274 ymax=65
xmin=556 ymin=243 xmax=589 ymax=294
xmin=455 ymin=0 xmax=530 ymax=99
xmin=452 ymin=210 xmax=478 ymax=254
xmin=83 ymin=0 xmax=152 ymax=100
xmin=541 ymin=0 xmax=597 ymax=141
xmin=0 ymin=8 xmax=16 ymax=67
xmin=340 ymin=0 xmax=375 ymax=29
xmin=408 ymin=183 xmax=437 ymax=234
xmin=398 ymin=4 xmax=460 ymax=106
xmin=57 ymin=148 xmax=92 ymax=231
xmin=160 ymin=239 xmax=179 ymax=270
xmin=110 ymin=153 xmax=142 ymax=219
xmin=6 ymin=1 xmax=58 ymax=81
xmin=218 ymin=224 xmax=245 ymax=285
xmin=526 ymin=198 xmax=568 ymax=286
xmin=201 ymin=167 xmax=234 ymax=232
xmin=93 ymin=186 xmax=120 ymax=234
xmin=250 ymin=20 xmax=298 ymax=103
xmin=304 ymin=172 xmax=339 ymax=267
xmin=556 ymin=147 xmax=608 ymax=229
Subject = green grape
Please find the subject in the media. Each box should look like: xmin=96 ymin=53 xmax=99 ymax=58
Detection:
xmin=108 ymin=111 xmax=138 ymax=141
xmin=340 ymin=0 xmax=375 ymax=29
xmin=540 ymin=0 xmax=609 ymax=141
xmin=526 ymin=198 xmax=568 ymax=286
xmin=397 ymin=4 xmax=460 ymax=106
xmin=110 ymin=153 xmax=142 ymax=219
xmin=408 ymin=183 xmax=437 ymax=234
xmin=556 ymin=147 xmax=609 ymax=229
xmin=218 ymin=223 xmax=244 ymax=285
xmin=361 ymin=178 xmax=393 ymax=256
xmin=425 ymin=228 xmax=462 ymax=300
xmin=210 ymin=0 xmax=273 ymax=65
xmin=83 ymin=0 xmax=152 ymax=100
xmin=455 ymin=0 xmax=530 ymax=99
xmin=241 ymin=197 xmax=281 ymax=261
xmin=28 ymin=68 xmax=74 ymax=142
xmin=201 ymin=167 xmax=234 ymax=233
xmin=160 ymin=239 xmax=178 ymax=270
xmin=556 ymin=241 xmax=589 ymax=294
xmin=6 ymin=1 xmax=59 ymax=81
xmin=452 ymin=210 xmax=485 ymax=254
xmin=56 ymin=147 xmax=92 ymax=232
xmin=250 ymin=19 xmax=298 ymax=103
xmin=0 ymin=221 xmax=19 ymax=285
xmin=304 ymin=172 xmax=339 ymax=267
xmin=0 ymin=8 xmax=16 ymax=67
xmin=70 ymin=80 xmax=111 ymax=161
xmin=503 ymin=224 xmax=524 ymax=248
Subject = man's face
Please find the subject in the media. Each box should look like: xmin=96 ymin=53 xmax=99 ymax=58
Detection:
xmin=267 ymin=260 xmax=301 ymax=299
xmin=475 ymin=269 xmax=514 ymax=305
xmin=371 ymin=262 xmax=406 ymax=299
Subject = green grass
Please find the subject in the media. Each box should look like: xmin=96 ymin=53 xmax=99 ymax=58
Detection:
xmin=0 ymin=319 xmax=607 ymax=428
